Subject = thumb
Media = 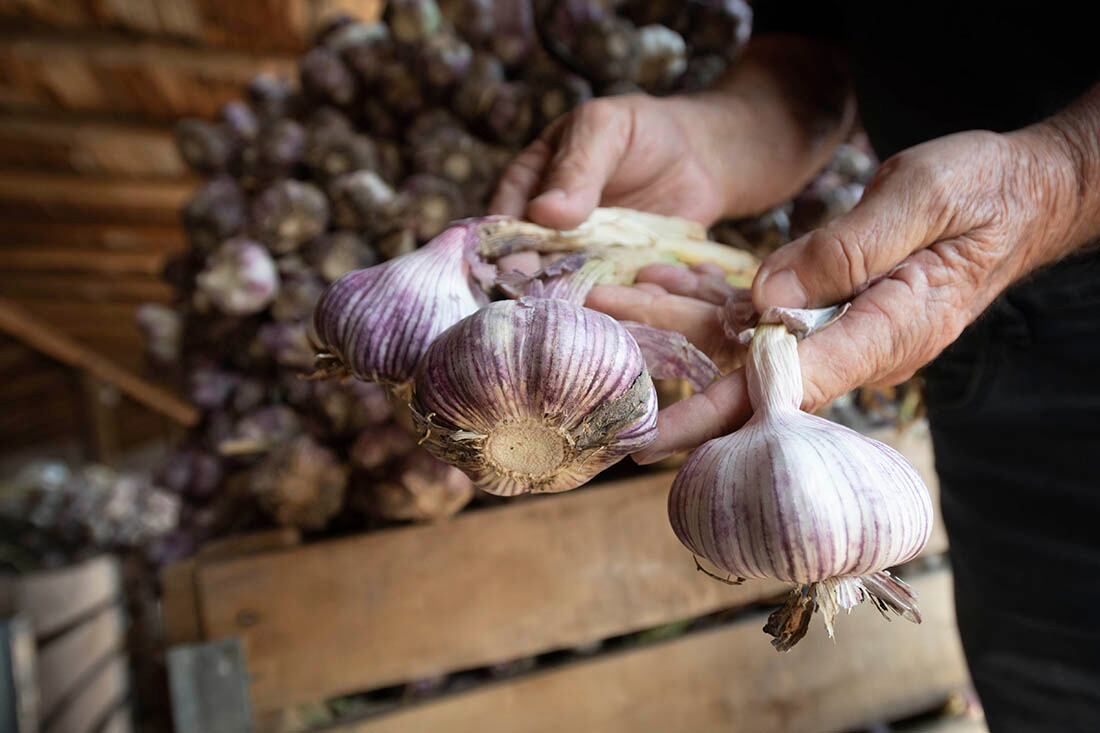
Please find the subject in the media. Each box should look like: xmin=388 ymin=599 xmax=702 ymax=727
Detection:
xmin=527 ymin=99 xmax=631 ymax=230
xmin=752 ymin=168 xmax=945 ymax=309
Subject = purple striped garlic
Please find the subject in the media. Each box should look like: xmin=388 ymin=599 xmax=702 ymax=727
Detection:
xmin=312 ymin=222 xmax=489 ymax=393
xmin=411 ymin=297 xmax=659 ymax=496
xmin=668 ymin=307 xmax=933 ymax=651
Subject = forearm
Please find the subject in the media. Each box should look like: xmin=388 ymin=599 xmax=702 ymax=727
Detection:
xmin=1008 ymin=83 xmax=1100 ymax=266
xmin=681 ymin=34 xmax=856 ymax=218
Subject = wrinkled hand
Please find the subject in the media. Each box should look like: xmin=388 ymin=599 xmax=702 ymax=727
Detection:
xmin=489 ymin=93 xmax=743 ymax=230
xmin=590 ymin=129 xmax=1084 ymax=464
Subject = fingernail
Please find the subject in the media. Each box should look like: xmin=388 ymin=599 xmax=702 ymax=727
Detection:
xmin=632 ymin=448 xmax=673 ymax=466
xmin=759 ymin=269 xmax=807 ymax=308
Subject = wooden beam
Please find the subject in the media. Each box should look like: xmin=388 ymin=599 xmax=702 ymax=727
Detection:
xmin=192 ymin=425 xmax=945 ymax=713
xmin=0 ymin=297 xmax=198 ymax=427
xmin=0 ymin=173 xmax=191 ymax=224
xmin=346 ymin=570 xmax=965 ymax=733
xmin=0 ymin=116 xmax=187 ymax=179
xmin=0 ymin=33 xmax=294 ymax=119
xmin=0 ymin=0 xmax=384 ymax=52
xmin=37 ymin=605 xmax=125 ymax=714
xmin=0 ymin=556 xmax=120 ymax=639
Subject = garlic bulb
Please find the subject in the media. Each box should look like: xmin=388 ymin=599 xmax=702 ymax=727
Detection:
xmin=196 ymin=238 xmax=280 ymax=316
xmin=668 ymin=308 xmax=933 ymax=650
xmin=412 ymin=298 xmax=658 ymax=495
xmin=312 ymin=222 xmax=487 ymax=391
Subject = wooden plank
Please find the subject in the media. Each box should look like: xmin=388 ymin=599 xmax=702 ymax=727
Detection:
xmin=0 ymin=33 xmax=294 ymax=119
xmin=98 ymin=707 xmax=134 ymax=733
xmin=0 ymin=116 xmax=187 ymax=179
xmin=162 ymin=531 xmax=301 ymax=647
xmin=43 ymin=655 xmax=128 ymax=733
xmin=195 ymin=425 xmax=946 ymax=713
xmin=0 ymin=556 xmax=120 ymax=639
xmin=161 ymin=560 xmax=203 ymax=647
xmin=0 ymin=249 xmax=168 ymax=275
xmin=0 ymin=221 xmax=184 ymax=251
xmin=346 ymin=570 xmax=965 ymax=733
xmin=0 ymin=297 xmax=199 ymax=427
xmin=0 ymin=273 xmax=172 ymax=302
xmin=0 ymin=0 xmax=383 ymax=52
xmin=37 ymin=605 xmax=125 ymax=713
xmin=0 ymin=173 xmax=190 ymax=224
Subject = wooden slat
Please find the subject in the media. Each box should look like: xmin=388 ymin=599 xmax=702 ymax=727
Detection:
xmin=97 ymin=707 xmax=134 ymax=733
xmin=38 ymin=605 xmax=125 ymax=713
xmin=0 ymin=556 xmax=120 ymax=639
xmin=161 ymin=560 xmax=203 ymax=647
xmin=0 ymin=248 xmax=168 ymax=275
xmin=161 ymin=530 xmax=302 ymax=647
xmin=193 ymin=425 xmax=945 ymax=713
xmin=0 ymin=297 xmax=198 ymax=427
xmin=1 ymin=221 xmax=184 ymax=251
xmin=0 ymin=173 xmax=191 ymax=224
xmin=0 ymin=0 xmax=383 ymax=52
xmin=0 ymin=273 xmax=172 ymax=302
xmin=0 ymin=116 xmax=187 ymax=178
xmin=347 ymin=570 xmax=965 ymax=733
xmin=43 ymin=655 xmax=127 ymax=733
xmin=0 ymin=33 xmax=294 ymax=119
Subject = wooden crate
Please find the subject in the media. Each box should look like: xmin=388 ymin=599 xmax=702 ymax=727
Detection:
xmin=163 ymin=425 xmax=967 ymax=733
xmin=0 ymin=555 xmax=133 ymax=733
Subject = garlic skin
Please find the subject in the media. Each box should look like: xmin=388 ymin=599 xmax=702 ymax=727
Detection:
xmin=312 ymin=222 xmax=487 ymax=390
xmin=412 ymin=298 xmax=658 ymax=496
xmin=669 ymin=320 xmax=933 ymax=649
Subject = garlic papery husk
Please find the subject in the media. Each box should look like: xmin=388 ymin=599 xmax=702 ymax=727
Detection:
xmin=478 ymin=208 xmax=760 ymax=287
xmin=311 ymin=222 xmax=489 ymax=392
xmin=668 ymin=310 xmax=933 ymax=651
xmin=411 ymin=297 xmax=658 ymax=496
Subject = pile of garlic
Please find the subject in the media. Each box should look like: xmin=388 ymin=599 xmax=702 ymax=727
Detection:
xmin=312 ymin=207 xmax=934 ymax=649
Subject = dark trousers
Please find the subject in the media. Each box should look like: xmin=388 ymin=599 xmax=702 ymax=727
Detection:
xmin=925 ymin=251 xmax=1100 ymax=733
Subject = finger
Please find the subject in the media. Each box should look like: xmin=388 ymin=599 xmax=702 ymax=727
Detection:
xmin=587 ymin=284 xmax=724 ymax=356
xmin=633 ymin=372 xmax=751 ymax=464
xmin=488 ymin=136 xmax=555 ymax=217
xmin=798 ymin=243 xmax=976 ymax=406
xmin=690 ymin=263 xmax=727 ymax=277
xmin=496 ymin=251 xmax=542 ymax=277
xmin=527 ymin=100 xmax=631 ymax=229
xmin=633 ymin=282 xmax=668 ymax=296
xmin=752 ymin=162 xmax=958 ymax=310
xmin=635 ymin=263 xmax=736 ymax=305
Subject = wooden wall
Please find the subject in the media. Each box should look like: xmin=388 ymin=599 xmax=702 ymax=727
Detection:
xmin=0 ymin=0 xmax=381 ymax=449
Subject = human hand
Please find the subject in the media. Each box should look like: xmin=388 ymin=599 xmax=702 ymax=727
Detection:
xmin=489 ymin=93 xmax=738 ymax=231
xmin=590 ymin=128 xmax=1087 ymax=464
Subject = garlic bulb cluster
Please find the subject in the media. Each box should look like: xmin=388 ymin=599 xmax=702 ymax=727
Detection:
xmin=412 ymin=298 xmax=658 ymax=495
xmin=669 ymin=308 xmax=933 ymax=650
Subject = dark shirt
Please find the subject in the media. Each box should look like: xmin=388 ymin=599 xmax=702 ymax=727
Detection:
xmin=754 ymin=1 xmax=1098 ymax=158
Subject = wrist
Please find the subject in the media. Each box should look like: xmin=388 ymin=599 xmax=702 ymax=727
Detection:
xmin=1008 ymin=120 xmax=1096 ymax=264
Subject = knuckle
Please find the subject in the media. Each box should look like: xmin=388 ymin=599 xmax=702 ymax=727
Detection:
xmin=808 ymin=228 xmax=869 ymax=291
xmin=578 ymin=97 xmax=619 ymax=126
